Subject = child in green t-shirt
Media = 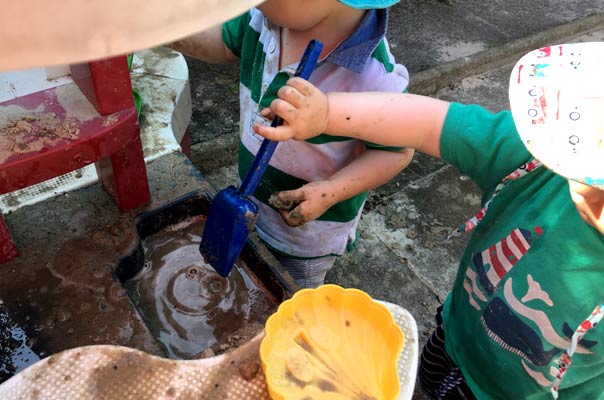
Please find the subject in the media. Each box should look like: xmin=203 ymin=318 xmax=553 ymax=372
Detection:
xmin=254 ymin=42 xmax=604 ymax=399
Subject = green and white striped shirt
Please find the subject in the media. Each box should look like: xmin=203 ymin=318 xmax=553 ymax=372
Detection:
xmin=223 ymin=8 xmax=409 ymax=258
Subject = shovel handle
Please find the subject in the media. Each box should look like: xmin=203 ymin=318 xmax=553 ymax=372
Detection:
xmin=239 ymin=39 xmax=324 ymax=197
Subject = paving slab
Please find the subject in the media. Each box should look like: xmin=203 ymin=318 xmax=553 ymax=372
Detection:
xmin=388 ymin=0 xmax=604 ymax=76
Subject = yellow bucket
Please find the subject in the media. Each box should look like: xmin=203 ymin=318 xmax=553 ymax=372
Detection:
xmin=260 ymin=284 xmax=404 ymax=400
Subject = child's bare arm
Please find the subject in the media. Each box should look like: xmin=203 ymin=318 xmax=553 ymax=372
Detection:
xmin=167 ymin=25 xmax=238 ymax=63
xmin=327 ymin=147 xmax=414 ymax=204
xmin=270 ymin=148 xmax=414 ymax=226
xmin=255 ymin=77 xmax=450 ymax=158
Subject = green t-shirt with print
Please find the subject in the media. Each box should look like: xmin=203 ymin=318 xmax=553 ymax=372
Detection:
xmin=439 ymin=102 xmax=604 ymax=399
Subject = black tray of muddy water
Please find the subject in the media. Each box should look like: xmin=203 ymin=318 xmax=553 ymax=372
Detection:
xmin=116 ymin=190 xmax=297 ymax=360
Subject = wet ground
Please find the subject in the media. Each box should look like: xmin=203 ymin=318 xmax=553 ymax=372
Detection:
xmin=0 ymin=154 xmax=294 ymax=384
xmin=0 ymin=208 xmax=164 ymax=383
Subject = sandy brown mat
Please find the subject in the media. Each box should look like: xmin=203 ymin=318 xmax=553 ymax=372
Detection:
xmin=1 ymin=0 xmax=262 ymax=72
xmin=0 ymin=301 xmax=418 ymax=400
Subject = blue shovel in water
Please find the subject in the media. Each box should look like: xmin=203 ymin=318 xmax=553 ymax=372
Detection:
xmin=200 ymin=39 xmax=324 ymax=277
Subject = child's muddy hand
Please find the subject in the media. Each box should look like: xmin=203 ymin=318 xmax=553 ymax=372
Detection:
xmin=253 ymin=77 xmax=328 ymax=142
xmin=268 ymin=192 xmax=298 ymax=210
xmin=269 ymin=190 xmax=306 ymax=227
xmin=269 ymin=182 xmax=335 ymax=227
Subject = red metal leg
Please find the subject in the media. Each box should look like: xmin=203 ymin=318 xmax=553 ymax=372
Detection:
xmin=71 ymin=56 xmax=134 ymax=116
xmin=96 ymin=131 xmax=150 ymax=211
xmin=0 ymin=215 xmax=18 ymax=263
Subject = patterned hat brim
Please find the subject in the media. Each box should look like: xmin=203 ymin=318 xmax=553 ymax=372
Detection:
xmin=509 ymin=42 xmax=604 ymax=189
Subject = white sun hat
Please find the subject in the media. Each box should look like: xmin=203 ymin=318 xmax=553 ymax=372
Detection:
xmin=1 ymin=0 xmax=262 ymax=72
xmin=509 ymin=42 xmax=604 ymax=189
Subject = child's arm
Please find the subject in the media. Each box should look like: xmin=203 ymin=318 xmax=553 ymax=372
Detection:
xmin=270 ymin=148 xmax=414 ymax=226
xmin=254 ymin=77 xmax=450 ymax=158
xmin=167 ymin=25 xmax=238 ymax=63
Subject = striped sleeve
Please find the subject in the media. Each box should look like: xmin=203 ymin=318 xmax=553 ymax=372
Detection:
xmin=222 ymin=11 xmax=252 ymax=58
xmin=371 ymin=40 xmax=395 ymax=73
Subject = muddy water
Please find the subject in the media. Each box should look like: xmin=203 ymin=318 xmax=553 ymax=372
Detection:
xmin=0 ymin=305 xmax=40 ymax=382
xmin=125 ymin=216 xmax=276 ymax=359
xmin=0 ymin=215 xmax=165 ymax=384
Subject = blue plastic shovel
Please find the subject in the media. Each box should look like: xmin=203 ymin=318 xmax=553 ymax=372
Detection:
xmin=200 ymin=39 xmax=324 ymax=277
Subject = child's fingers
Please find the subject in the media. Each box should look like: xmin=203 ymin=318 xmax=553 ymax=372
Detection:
xmin=270 ymin=190 xmax=307 ymax=226
xmin=253 ymin=124 xmax=294 ymax=141
xmin=277 ymin=85 xmax=305 ymax=108
xmin=269 ymin=192 xmax=296 ymax=210
xmin=259 ymin=107 xmax=275 ymax=120
xmin=276 ymin=188 xmax=306 ymax=206
xmin=270 ymin=98 xmax=298 ymax=121
xmin=287 ymin=77 xmax=315 ymax=96
xmin=281 ymin=207 xmax=306 ymax=227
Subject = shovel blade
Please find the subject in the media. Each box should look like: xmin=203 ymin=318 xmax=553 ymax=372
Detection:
xmin=200 ymin=186 xmax=258 ymax=277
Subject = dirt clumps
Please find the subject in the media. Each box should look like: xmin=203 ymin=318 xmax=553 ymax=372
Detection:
xmin=238 ymin=357 xmax=261 ymax=380
xmin=215 ymin=320 xmax=265 ymax=355
xmin=0 ymin=113 xmax=81 ymax=162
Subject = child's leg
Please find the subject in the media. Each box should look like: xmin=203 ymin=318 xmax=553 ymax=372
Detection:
xmin=270 ymin=251 xmax=336 ymax=288
xmin=419 ymin=306 xmax=476 ymax=400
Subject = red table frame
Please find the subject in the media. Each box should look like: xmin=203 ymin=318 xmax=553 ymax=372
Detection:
xmin=0 ymin=56 xmax=151 ymax=262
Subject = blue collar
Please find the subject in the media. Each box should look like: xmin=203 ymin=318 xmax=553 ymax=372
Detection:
xmin=326 ymin=8 xmax=388 ymax=74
